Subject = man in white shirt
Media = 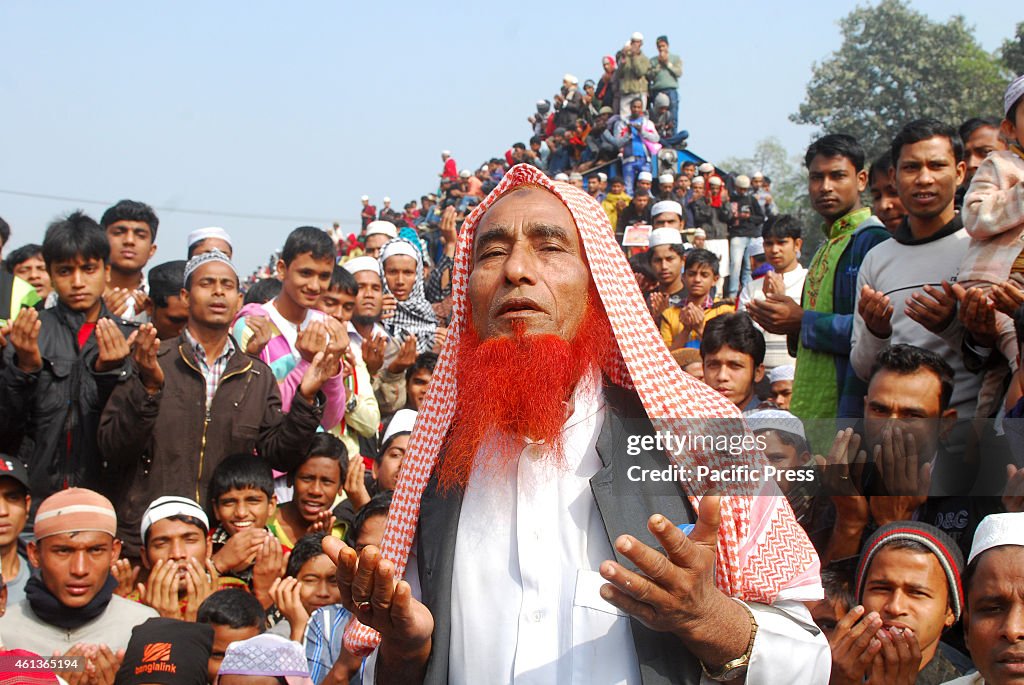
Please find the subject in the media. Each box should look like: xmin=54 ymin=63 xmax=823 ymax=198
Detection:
xmin=323 ymin=165 xmax=829 ymax=684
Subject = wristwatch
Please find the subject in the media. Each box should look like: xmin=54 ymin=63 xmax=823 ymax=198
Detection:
xmin=701 ymin=600 xmax=758 ymax=682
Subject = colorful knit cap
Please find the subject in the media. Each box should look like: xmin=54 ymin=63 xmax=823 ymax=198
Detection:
xmin=342 ymin=163 xmax=822 ymax=655
xmin=855 ymin=521 xmax=964 ymax=621
xmin=34 ymin=488 xmax=116 ymax=540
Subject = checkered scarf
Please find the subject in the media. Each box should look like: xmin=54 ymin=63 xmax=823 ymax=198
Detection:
xmin=380 ymin=237 xmax=438 ymax=354
xmin=345 ymin=164 xmax=821 ymax=654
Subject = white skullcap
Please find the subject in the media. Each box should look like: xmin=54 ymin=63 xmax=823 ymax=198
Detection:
xmin=746 ymin=409 xmax=806 ymax=440
xmin=343 ymin=256 xmax=379 ymax=275
xmin=637 ymin=171 xmax=653 ymax=182
xmin=649 ymin=227 xmax=683 ymax=248
xmin=658 ymin=173 xmax=675 ymax=185
xmin=563 ymin=73 xmax=578 ymax=85
xmin=383 ymin=196 xmax=391 ymax=203
xmin=736 ymin=174 xmax=751 ymax=189
xmin=752 ymin=171 xmax=764 ymax=179
xmin=651 ymin=200 xmax=683 ymax=219
xmin=597 ymin=172 xmax=608 ymax=182
xmin=708 ymin=176 xmax=723 ymax=186
xmin=383 ymin=408 xmax=417 ymax=447
xmin=459 ymin=169 xmax=471 ymax=178
xmin=380 ymin=239 xmax=420 ymax=264
xmin=141 ymin=495 xmax=209 ymax=541
xmin=1006 ymin=74 xmax=1024 ymax=118
xmin=698 ymin=162 xmax=715 ymax=173
xmin=365 ymin=220 xmax=398 ymax=239
xmin=360 ymin=195 xmax=369 ymax=202
xmin=183 ymin=248 xmax=238 ymax=284
xmin=767 ymin=365 xmax=795 ymax=384
xmin=968 ymin=513 xmax=1024 ymax=565
xmin=442 ymin=150 xmax=451 ymax=157
xmin=554 ymin=172 xmax=570 ymax=181
xmin=187 ymin=226 xmax=233 ymax=250
xmin=692 ymin=176 xmax=706 ymax=186
xmin=692 ymin=228 xmax=706 ymax=238
xmin=631 ymin=31 xmax=644 ymax=41
xmin=744 ymin=236 xmax=764 ymax=259
xmin=569 ymin=172 xmax=584 ymax=181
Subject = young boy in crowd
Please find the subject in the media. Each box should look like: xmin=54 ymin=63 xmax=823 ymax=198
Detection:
xmin=4 ymin=243 xmax=53 ymax=306
xmin=0 ymin=212 xmax=136 ymax=506
xmin=766 ymin=364 xmax=795 ymax=410
xmin=100 ymin=199 xmax=159 ymax=322
xmin=144 ymin=259 xmax=188 ymax=340
xmin=267 ymin=532 xmax=343 ymax=643
xmin=660 ymin=249 xmax=734 ymax=351
xmin=319 ymin=265 xmax=381 ymax=463
xmin=700 ymin=313 xmax=765 ymax=414
xmin=207 ymin=455 xmax=284 ymax=610
xmin=268 ymin=433 xmax=347 ymax=549
xmin=197 ymin=589 xmax=266 ymax=683
xmin=0 ymin=457 xmax=31 ymax=605
xmin=867 ymin=151 xmax=906 ymax=234
xmin=403 ymin=352 xmax=436 ymax=412
xmin=232 ymin=226 xmax=347 ymax=431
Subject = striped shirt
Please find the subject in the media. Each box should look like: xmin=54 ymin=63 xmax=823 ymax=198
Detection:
xmin=184 ymin=328 xmax=235 ymax=411
xmin=305 ymin=604 xmax=354 ymax=683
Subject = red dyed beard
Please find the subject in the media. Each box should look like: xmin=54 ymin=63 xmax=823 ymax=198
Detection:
xmin=438 ymin=300 xmax=613 ymax=493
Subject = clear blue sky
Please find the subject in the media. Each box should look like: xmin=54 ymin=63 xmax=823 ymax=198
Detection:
xmin=0 ymin=1 xmax=1013 ymax=274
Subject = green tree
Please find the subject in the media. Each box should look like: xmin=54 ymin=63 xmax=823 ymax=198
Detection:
xmin=791 ymin=0 xmax=1006 ymax=157
xmin=1002 ymin=21 xmax=1024 ymax=76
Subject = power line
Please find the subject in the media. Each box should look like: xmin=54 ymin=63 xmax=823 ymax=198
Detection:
xmin=0 ymin=188 xmax=337 ymax=224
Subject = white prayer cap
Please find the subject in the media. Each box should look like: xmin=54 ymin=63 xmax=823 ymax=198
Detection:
xmin=365 ymin=220 xmax=398 ymax=238
xmin=187 ymin=226 xmax=233 ymax=250
xmin=631 ymin=31 xmax=644 ymax=41
xmin=343 ymin=256 xmax=379 ymax=275
xmin=563 ymin=73 xmax=578 ymax=85
xmin=752 ymin=171 xmax=765 ymax=179
xmin=554 ymin=172 xmax=570 ymax=181
xmin=692 ymin=228 xmax=706 ymax=238
xmin=569 ymin=172 xmax=584 ymax=181
xmin=597 ymin=172 xmax=608 ymax=182
xmin=745 ymin=237 xmax=764 ymax=259
xmin=380 ymin=239 xmax=420 ymax=264
xmin=442 ymin=150 xmax=452 ymax=157
xmin=968 ymin=513 xmax=1024 ymax=565
xmin=383 ymin=196 xmax=391 ymax=203
xmin=382 ymin=408 xmax=418 ymax=447
xmin=651 ymin=200 xmax=683 ymax=219
xmin=767 ymin=365 xmax=795 ymax=384
xmin=360 ymin=195 xmax=369 ymax=202
xmin=698 ymin=162 xmax=715 ymax=174
xmin=459 ymin=169 xmax=471 ymax=178
xmin=658 ymin=173 xmax=675 ymax=185
xmin=708 ymin=176 xmax=723 ymax=187
xmin=637 ymin=171 xmax=653 ymax=183
xmin=1006 ymin=74 xmax=1024 ymax=118
xmin=691 ymin=176 xmax=706 ymax=186
xmin=649 ymin=227 xmax=683 ymax=248
xmin=183 ymin=248 xmax=238 ymax=284
xmin=141 ymin=495 xmax=209 ymax=541
xmin=736 ymin=175 xmax=751 ymax=189
xmin=746 ymin=409 xmax=806 ymax=440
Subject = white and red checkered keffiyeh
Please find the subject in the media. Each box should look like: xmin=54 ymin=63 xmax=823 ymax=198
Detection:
xmin=345 ymin=164 xmax=821 ymax=654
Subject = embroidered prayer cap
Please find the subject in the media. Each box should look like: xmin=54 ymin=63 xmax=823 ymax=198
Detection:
xmin=767 ymin=365 xmax=795 ymax=384
xmin=968 ymin=512 xmax=1024 ymax=565
xmin=217 ymin=633 xmax=314 ymax=685
xmin=745 ymin=409 xmax=806 ymax=441
xmin=342 ymin=256 xmax=380 ymax=276
xmin=343 ymin=163 xmax=823 ymax=656
xmin=649 ymin=227 xmax=683 ymax=248
xmin=1005 ymin=74 xmax=1024 ymax=118
xmin=651 ymin=200 xmax=683 ymax=220
xmin=365 ymin=220 xmax=398 ymax=239
xmin=183 ymin=248 xmax=237 ymax=285
xmin=141 ymin=495 xmax=209 ymax=542
xmin=382 ymin=409 xmax=418 ymax=448
xmin=117 ymin=617 xmax=212 ymax=685
xmin=637 ymin=171 xmax=653 ymax=183
xmin=34 ymin=488 xmax=116 ymax=540
xmin=856 ymin=521 xmax=964 ymax=621
xmin=186 ymin=227 xmax=233 ymax=251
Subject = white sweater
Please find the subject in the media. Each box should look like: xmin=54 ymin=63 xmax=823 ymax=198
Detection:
xmin=851 ymin=221 xmax=980 ymax=416
xmin=738 ymin=265 xmax=807 ymax=369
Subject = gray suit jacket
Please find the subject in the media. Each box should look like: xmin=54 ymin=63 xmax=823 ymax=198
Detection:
xmin=415 ymin=384 xmax=703 ymax=685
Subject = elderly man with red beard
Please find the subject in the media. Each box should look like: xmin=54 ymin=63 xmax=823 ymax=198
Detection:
xmin=323 ymin=165 xmax=829 ymax=684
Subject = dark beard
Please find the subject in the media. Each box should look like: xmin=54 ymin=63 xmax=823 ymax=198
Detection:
xmin=352 ymin=314 xmax=380 ymax=328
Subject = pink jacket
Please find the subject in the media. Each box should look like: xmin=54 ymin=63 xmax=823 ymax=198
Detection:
xmin=959 ymin=149 xmax=1024 ymax=284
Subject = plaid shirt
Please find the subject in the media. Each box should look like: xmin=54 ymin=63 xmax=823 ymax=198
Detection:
xmin=184 ymin=328 xmax=235 ymax=411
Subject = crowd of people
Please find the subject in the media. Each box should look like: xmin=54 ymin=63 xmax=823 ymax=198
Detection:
xmin=0 ymin=31 xmax=1023 ymax=684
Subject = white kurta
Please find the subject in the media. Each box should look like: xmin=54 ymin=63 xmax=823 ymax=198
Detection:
xmin=364 ymin=372 xmax=831 ymax=684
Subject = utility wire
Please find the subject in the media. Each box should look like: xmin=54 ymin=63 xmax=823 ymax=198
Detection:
xmin=0 ymin=188 xmax=336 ymax=224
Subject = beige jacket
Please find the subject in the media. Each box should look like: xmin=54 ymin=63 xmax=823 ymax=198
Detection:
xmin=0 ymin=595 xmax=158 ymax=655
